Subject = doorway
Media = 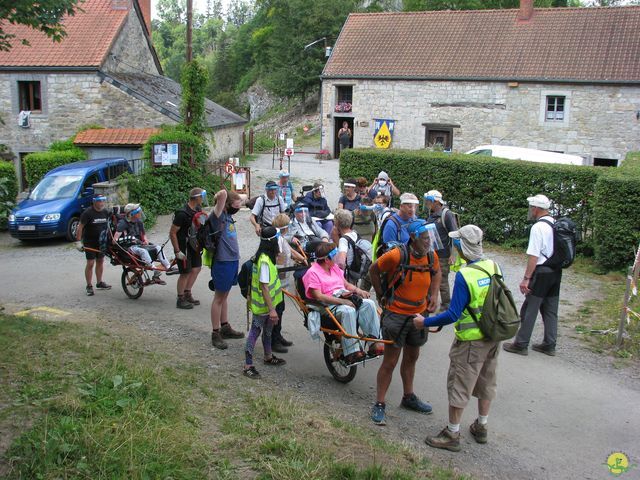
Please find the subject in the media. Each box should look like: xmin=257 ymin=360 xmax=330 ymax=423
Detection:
xmin=334 ymin=117 xmax=354 ymax=159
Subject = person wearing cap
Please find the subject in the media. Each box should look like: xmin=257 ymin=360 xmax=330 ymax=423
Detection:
xmin=424 ymin=190 xmax=459 ymax=312
xmin=369 ymin=220 xmax=441 ymax=426
xmin=244 ymin=226 xmax=287 ymax=379
xmin=503 ymin=194 xmax=560 ymax=357
xmin=277 ymin=170 xmax=296 ymax=209
xmin=76 ymin=195 xmax=111 ymax=296
xmin=113 ymin=204 xmax=174 ymax=285
xmin=381 ymin=193 xmax=419 ymax=245
xmin=302 ymin=242 xmax=382 ymax=364
xmin=415 ymin=225 xmax=503 ymax=451
xmin=250 ymin=181 xmax=286 ymax=235
xmin=367 ymin=171 xmax=400 ymax=207
xmin=300 ymin=182 xmax=334 ymax=235
xmin=170 ymin=187 xmax=207 ymax=309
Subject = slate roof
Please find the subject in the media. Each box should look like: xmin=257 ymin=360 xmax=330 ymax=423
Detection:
xmin=74 ymin=128 xmax=161 ymax=146
xmin=101 ymin=71 xmax=247 ymax=129
xmin=0 ymin=0 xmax=128 ymax=68
xmin=322 ymin=6 xmax=640 ymax=84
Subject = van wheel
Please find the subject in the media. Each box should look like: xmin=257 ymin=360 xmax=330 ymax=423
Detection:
xmin=66 ymin=216 xmax=80 ymax=242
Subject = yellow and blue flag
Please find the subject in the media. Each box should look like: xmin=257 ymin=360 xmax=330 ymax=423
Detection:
xmin=373 ymin=119 xmax=395 ymax=149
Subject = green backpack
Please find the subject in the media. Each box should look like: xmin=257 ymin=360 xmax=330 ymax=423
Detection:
xmin=465 ymin=262 xmax=520 ymax=341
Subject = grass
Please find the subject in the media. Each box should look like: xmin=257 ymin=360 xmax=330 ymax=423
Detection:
xmin=0 ymin=313 xmax=467 ymax=479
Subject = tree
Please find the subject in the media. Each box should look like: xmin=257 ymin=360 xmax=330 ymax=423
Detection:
xmin=0 ymin=0 xmax=82 ymax=51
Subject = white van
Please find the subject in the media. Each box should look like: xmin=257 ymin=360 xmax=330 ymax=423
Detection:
xmin=465 ymin=145 xmax=585 ymax=166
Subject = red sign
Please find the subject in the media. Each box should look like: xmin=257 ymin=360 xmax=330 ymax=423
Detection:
xmin=284 ymin=148 xmax=294 ymax=156
xmin=224 ymin=162 xmax=235 ymax=174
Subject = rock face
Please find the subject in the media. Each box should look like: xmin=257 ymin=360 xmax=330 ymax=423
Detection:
xmin=244 ymin=84 xmax=280 ymax=121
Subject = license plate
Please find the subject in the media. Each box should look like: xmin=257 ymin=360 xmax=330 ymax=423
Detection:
xmin=18 ymin=225 xmax=36 ymax=231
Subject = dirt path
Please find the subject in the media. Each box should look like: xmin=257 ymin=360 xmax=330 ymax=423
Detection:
xmin=1 ymin=153 xmax=638 ymax=480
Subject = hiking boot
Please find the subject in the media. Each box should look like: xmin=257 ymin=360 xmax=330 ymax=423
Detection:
xmin=371 ymin=402 xmax=386 ymax=426
xmin=151 ymin=273 xmax=166 ymax=285
xmin=211 ymin=331 xmax=228 ymax=350
xmin=176 ymin=296 xmax=194 ymax=309
xmin=95 ymin=281 xmax=112 ymax=290
xmin=503 ymin=342 xmax=528 ymax=356
xmin=469 ymin=420 xmax=488 ymax=444
xmin=532 ymin=343 xmax=556 ymax=356
xmin=425 ymin=427 xmax=461 ymax=452
xmin=220 ymin=322 xmax=244 ymax=339
xmin=184 ymin=290 xmax=200 ymax=305
xmin=271 ymin=341 xmax=289 ymax=354
xmin=400 ymin=393 xmax=433 ymax=415
xmin=279 ymin=337 xmax=294 ymax=347
xmin=86 ymin=285 xmax=94 ymax=296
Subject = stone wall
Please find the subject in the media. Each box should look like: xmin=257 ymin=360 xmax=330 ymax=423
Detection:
xmin=321 ymin=79 xmax=640 ymax=162
xmin=206 ymin=125 xmax=244 ymax=163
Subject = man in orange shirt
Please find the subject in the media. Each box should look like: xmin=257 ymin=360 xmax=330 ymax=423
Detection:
xmin=369 ymin=220 xmax=442 ymax=425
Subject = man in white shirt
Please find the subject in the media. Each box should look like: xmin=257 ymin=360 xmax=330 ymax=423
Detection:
xmin=504 ymin=194 xmax=561 ymax=357
xmin=250 ymin=181 xmax=286 ymax=235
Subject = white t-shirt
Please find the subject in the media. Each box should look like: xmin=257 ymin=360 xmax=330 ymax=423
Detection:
xmin=251 ymin=195 xmax=286 ymax=225
xmin=527 ymin=215 xmax=555 ymax=265
xmin=259 ymin=262 xmax=271 ymax=283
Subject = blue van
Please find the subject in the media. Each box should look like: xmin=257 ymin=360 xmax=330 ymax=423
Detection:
xmin=8 ymin=158 xmax=131 ymax=241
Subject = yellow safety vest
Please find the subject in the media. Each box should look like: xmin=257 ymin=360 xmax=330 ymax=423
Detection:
xmin=250 ymin=253 xmax=283 ymax=315
xmin=454 ymin=259 xmax=499 ymax=341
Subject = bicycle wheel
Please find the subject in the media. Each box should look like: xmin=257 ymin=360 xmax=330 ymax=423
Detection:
xmin=323 ymin=337 xmax=357 ymax=383
xmin=121 ymin=269 xmax=144 ymax=299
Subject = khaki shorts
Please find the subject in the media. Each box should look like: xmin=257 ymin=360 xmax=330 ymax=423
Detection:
xmin=381 ymin=310 xmax=428 ymax=348
xmin=447 ymin=339 xmax=500 ymax=408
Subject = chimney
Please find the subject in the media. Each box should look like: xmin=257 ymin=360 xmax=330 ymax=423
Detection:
xmin=137 ymin=0 xmax=152 ymax=35
xmin=518 ymin=0 xmax=534 ymax=21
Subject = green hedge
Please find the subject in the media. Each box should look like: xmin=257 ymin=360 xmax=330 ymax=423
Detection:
xmin=0 ymin=161 xmax=18 ymax=230
xmin=340 ymin=149 xmax=640 ymax=270
xmin=24 ymin=149 xmax=87 ymax=188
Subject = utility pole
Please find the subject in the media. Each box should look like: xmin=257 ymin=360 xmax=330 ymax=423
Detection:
xmin=185 ymin=0 xmax=193 ymax=127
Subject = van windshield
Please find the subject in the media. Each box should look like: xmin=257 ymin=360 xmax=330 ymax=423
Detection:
xmin=29 ymin=175 xmax=83 ymax=201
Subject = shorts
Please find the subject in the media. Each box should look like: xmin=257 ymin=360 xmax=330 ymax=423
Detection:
xmin=211 ymin=260 xmax=239 ymax=292
xmin=177 ymin=246 xmax=202 ymax=274
xmin=381 ymin=310 xmax=428 ymax=348
xmin=84 ymin=244 xmax=104 ymax=260
xmin=447 ymin=339 xmax=500 ymax=408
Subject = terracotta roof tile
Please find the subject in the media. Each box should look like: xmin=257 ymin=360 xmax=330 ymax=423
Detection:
xmin=323 ymin=7 xmax=640 ymax=83
xmin=0 ymin=0 xmax=128 ymax=68
xmin=74 ymin=128 xmax=160 ymax=146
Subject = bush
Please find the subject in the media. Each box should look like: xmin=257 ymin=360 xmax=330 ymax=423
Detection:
xmin=23 ymin=149 xmax=88 ymax=188
xmin=0 ymin=161 xmax=18 ymax=229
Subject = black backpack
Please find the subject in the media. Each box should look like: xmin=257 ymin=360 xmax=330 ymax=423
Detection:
xmin=342 ymin=232 xmax=373 ymax=284
xmin=464 ymin=262 xmax=520 ymax=341
xmin=238 ymin=258 xmax=254 ymax=298
xmin=255 ymin=194 xmax=283 ymax=226
xmin=538 ymin=217 xmax=578 ymax=269
xmin=380 ymin=244 xmax=436 ymax=305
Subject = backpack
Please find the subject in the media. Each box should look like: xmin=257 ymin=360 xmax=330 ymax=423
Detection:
xmin=186 ymin=210 xmax=208 ymax=252
xmin=464 ymin=262 xmax=520 ymax=341
xmin=342 ymin=232 xmax=373 ymax=284
xmin=238 ymin=258 xmax=254 ymax=298
xmin=380 ymin=244 xmax=436 ymax=305
xmin=372 ymin=215 xmax=402 ymax=261
xmin=255 ymin=194 xmax=283 ymax=226
xmin=537 ymin=217 xmax=578 ymax=269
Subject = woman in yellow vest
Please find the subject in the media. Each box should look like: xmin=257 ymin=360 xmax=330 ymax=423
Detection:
xmin=414 ymin=225 xmax=502 ymax=452
xmin=244 ymin=226 xmax=286 ymax=379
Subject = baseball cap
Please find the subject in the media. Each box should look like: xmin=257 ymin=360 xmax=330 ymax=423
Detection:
xmin=278 ymin=170 xmax=290 ymax=178
xmin=449 ymin=225 xmax=483 ymax=261
xmin=424 ymin=190 xmax=445 ymax=204
xmin=400 ymin=193 xmax=419 ymax=205
xmin=527 ymin=194 xmax=551 ymax=210
xmin=124 ymin=203 xmax=141 ymax=215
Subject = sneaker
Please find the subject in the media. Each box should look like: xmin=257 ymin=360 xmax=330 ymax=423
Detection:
xmin=271 ymin=341 xmax=289 ymax=354
xmin=243 ymin=366 xmax=261 ymax=379
xmin=95 ymin=282 xmax=112 ymax=290
xmin=371 ymin=402 xmax=386 ymax=426
xmin=279 ymin=337 xmax=294 ymax=347
xmin=503 ymin=342 xmax=528 ymax=356
xmin=176 ymin=296 xmax=194 ymax=309
xmin=532 ymin=343 xmax=556 ymax=356
xmin=86 ymin=285 xmax=94 ymax=296
xmin=344 ymin=351 xmax=365 ymax=364
xmin=220 ymin=322 xmax=244 ymax=339
xmin=184 ymin=290 xmax=200 ymax=306
xmin=400 ymin=393 xmax=433 ymax=415
xmin=211 ymin=331 xmax=228 ymax=350
xmin=469 ymin=419 xmax=488 ymax=444
xmin=425 ymin=427 xmax=461 ymax=452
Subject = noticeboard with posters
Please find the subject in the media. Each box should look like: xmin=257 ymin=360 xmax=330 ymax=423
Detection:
xmin=152 ymin=143 xmax=180 ymax=166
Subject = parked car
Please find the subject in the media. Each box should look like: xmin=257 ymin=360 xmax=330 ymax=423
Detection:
xmin=465 ymin=145 xmax=585 ymax=166
xmin=8 ymin=157 xmax=131 ymax=241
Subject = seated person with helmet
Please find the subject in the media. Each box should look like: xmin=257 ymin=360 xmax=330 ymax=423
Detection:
xmin=302 ymin=242 xmax=383 ymax=364
xmin=113 ymin=203 xmax=175 ymax=284
xmin=287 ymin=204 xmax=329 ymax=252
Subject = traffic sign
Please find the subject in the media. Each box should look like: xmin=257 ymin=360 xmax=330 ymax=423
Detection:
xmin=224 ymin=162 xmax=235 ymax=174
xmin=284 ymin=148 xmax=294 ymax=156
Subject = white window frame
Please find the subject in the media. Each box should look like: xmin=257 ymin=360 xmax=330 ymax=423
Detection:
xmin=539 ymin=90 xmax=571 ymax=126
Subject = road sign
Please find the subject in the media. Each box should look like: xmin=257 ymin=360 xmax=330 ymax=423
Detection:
xmin=286 ymin=138 xmax=294 ymax=149
xmin=284 ymin=148 xmax=294 ymax=156
xmin=224 ymin=162 xmax=235 ymax=174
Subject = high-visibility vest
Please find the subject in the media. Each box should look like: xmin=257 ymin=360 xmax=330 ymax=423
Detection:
xmin=454 ymin=259 xmax=498 ymax=341
xmin=250 ymin=253 xmax=283 ymax=315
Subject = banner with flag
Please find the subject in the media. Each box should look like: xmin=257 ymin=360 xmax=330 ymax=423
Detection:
xmin=373 ymin=119 xmax=395 ymax=149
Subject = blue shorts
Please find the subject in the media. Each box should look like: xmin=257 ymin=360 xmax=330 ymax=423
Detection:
xmin=211 ymin=260 xmax=239 ymax=292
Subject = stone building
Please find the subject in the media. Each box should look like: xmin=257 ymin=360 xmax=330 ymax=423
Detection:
xmin=321 ymin=1 xmax=640 ymax=165
xmin=0 ymin=0 xmax=246 ymax=189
